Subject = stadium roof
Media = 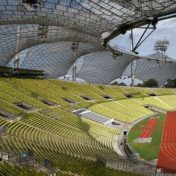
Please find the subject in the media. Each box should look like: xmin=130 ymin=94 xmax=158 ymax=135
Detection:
xmin=0 ymin=24 xmax=99 ymax=65
xmin=1 ymin=0 xmax=176 ymax=76
xmin=65 ymin=51 xmax=135 ymax=84
xmin=8 ymin=41 xmax=104 ymax=77
xmin=1 ymin=1 xmax=176 ymax=38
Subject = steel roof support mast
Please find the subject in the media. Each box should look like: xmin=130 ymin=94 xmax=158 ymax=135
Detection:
xmin=128 ymin=23 xmax=157 ymax=86
xmin=14 ymin=1 xmax=24 ymax=69
xmin=71 ymin=42 xmax=79 ymax=82
xmin=14 ymin=25 xmax=20 ymax=69
xmin=14 ymin=0 xmax=42 ymax=69
xmin=104 ymin=21 xmax=157 ymax=86
xmin=129 ymin=29 xmax=135 ymax=87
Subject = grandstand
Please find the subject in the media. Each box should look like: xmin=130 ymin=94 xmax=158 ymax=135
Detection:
xmin=1 ymin=0 xmax=176 ymax=175
xmin=0 ymin=78 xmax=175 ymax=175
xmin=90 ymin=95 xmax=176 ymax=123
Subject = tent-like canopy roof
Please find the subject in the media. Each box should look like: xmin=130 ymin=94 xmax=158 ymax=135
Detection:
xmin=0 ymin=24 xmax=98 ymax=65
xmin=8 ymin=41 xmax=104 ymax=77
xmin=1 ymin=0 xmax=176 ymax=80
xmin=1 ymin=0 xmax=176 ymax=38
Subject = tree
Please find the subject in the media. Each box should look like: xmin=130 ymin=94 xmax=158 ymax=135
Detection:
xmin=164 ymin=79 xmax=176 ymax=88
xmin=110 ymin=81 xmax=119 ymax=86
xmin=142 ymin=79 xmax=158 ymax=87
xmin=119 ymin=82 xmax=126 ymax=86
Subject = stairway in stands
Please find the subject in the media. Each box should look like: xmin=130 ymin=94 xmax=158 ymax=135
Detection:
xmin=73 ymin=108 xmax=114 ymax=125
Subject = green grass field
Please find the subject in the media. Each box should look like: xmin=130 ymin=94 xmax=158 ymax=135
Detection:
xmin=128 ymin=114 xmax=166 ymax=161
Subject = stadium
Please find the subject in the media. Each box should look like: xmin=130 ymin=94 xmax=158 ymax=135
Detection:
xmin=1 ymin=0 xmax=176 ymax=176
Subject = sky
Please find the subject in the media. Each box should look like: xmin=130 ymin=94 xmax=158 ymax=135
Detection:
xmin=111 ymin=18 xmax=176 ymax=59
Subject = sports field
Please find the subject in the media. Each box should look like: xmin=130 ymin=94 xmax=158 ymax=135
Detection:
xmin=128 ymin=114 xmax=165 ymax=161
xmin=157 ymin=111 xmax=176 ymax=173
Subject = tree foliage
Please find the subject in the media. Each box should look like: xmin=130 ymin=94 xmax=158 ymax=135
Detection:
xmin=164 ymin=79 xmax=176 ymax=88
xmin=142 ymin=79 xmax=158 ymax=87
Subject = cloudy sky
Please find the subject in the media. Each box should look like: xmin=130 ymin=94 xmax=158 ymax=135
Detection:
xmin=111 ymin=18 xmax=176 ymax=59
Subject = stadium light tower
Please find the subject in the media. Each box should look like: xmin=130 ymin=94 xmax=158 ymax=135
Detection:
xmin=154 ymin=38 xmax=170 ymax=61
xmin=71 ymin=43 xmax=79 ymax=81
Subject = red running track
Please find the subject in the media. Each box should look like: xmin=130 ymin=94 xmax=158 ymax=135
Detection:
xmin=139 ymin=118 xmax=157 ymax=138
xmin=157 ymin=111 xmax=176 ymax=173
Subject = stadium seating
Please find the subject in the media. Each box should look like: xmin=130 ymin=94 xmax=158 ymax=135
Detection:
xmin=157 ymin=95 xmax=176 ymax=108
xmin=137 ymin=96 xmax=174 ymax=110
xmin=0 ymin=161 xmax=47 ymax=176
xmin=0 ymin=78 xmax=175 ymax=175
xmin=90 ymin=95 xmax=176 ymax=122
xmin=0 ymin=161 xmax=143 ymax=176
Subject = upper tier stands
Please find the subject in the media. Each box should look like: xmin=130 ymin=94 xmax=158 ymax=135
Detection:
xmin=90 ymin=95 xmax=176 ymax=123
